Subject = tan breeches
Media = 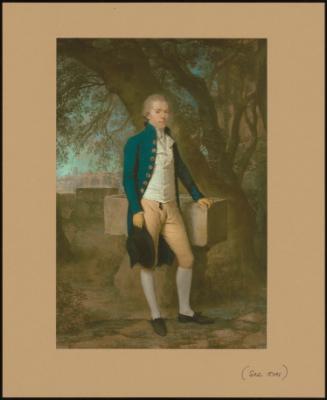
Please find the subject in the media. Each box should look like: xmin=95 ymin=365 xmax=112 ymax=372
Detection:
xmin=140 ymin=198 xmax=194 ymax=269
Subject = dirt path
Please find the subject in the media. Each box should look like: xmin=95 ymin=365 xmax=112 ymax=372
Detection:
xmin=57 ymin=307 xmax=266 ymax=349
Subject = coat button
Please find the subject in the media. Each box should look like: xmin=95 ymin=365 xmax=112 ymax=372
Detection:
xmin=143 ymin=180 xmax=147 ymax=185
xmin=148 ymin=165 xmax=153 ymax=170
xmin=151 ymin=148 xmax=156 ymax=153
xmin=140 ymin=188 xmax=144 ymax=193
xmin=146 ymin=173 xmax=151 ymax=178
xmin=150 ymin=156 xmax=155 ymax=161
xmin=152 ymin=140 xmax=156 ymax=144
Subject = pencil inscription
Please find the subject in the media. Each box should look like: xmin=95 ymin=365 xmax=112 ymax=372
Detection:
xmin=241 ymin=365 xmax=288 ymax=380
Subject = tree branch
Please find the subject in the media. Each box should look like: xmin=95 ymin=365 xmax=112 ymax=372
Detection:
xmin=79 ymin=94 xmax=115 ymax=142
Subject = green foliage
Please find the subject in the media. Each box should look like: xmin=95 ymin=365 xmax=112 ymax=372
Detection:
xmin=57 ymin=54 xmax=134 ymax=174
xmin=57 ymin=55 xmax=107 ymax=162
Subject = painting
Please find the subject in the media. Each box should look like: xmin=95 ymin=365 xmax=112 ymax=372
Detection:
xmin=56 ymin=38 xmax=267 ymax=349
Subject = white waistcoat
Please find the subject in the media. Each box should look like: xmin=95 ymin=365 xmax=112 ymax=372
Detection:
xmin=143 ymin=128 xmax=176 ymax=202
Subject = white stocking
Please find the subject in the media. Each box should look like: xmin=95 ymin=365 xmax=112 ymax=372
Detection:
xmin=176 ymin=266 xmax=194 ymax=316
xmin=140 ymin=268 xmax=161 ymax=320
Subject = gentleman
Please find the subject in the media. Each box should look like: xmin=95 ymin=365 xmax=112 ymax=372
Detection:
xmin=123 ymin=94 xmax=214 ymax=336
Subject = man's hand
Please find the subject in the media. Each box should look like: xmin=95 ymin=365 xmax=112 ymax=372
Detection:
xmin=133 ymin=212 xmax=145 ymax=228
xmin=197 ymin=197 xmax=214 ymax=209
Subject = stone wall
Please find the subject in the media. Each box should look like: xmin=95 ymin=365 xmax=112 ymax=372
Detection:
xmin=56 ymin=172 xmax=122 ymax=193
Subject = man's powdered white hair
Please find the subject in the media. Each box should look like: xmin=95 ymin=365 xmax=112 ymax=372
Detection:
xmin=142 ymin=94 xmax=171 ymax=121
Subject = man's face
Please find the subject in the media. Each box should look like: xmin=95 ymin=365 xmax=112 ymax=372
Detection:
xmin=147 ymin=100 xmax=170 ymax=129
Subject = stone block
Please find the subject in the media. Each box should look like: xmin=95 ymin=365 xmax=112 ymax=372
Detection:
xmin=179 ymin=195 xmax=228 ymax=246
xmin=104 ymin=195 xmax=128 ymax=235
xmin=104 ymin=194 xmax=227 ymax=246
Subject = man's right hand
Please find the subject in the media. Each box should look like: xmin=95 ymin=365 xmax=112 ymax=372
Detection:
xmin=133 ymin=212 xmax=145 ymax=228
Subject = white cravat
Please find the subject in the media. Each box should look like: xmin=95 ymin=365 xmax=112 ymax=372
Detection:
xmin=143 ymin=128 xmax=176 ymax=202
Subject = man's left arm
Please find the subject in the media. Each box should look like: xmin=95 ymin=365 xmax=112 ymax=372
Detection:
xmin=174 ymin=145 xmax=213 ymax=208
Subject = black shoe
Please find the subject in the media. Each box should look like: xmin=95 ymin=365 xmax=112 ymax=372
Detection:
xmin=150 ymin=318 xmax=167 ymax=336
xmin=178 ymin=312 xmax=214 ymax=324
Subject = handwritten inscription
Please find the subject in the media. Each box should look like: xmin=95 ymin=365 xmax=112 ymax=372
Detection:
xmin=241 ymin=365 xmax=288 ymax=381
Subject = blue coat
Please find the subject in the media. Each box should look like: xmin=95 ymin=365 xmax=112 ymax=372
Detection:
xmin=123 ymin=122 xmax=204 ymax=266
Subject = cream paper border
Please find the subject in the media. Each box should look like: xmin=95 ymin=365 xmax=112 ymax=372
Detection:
xmin=3 ymin=3 xmax=325 ymax=397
